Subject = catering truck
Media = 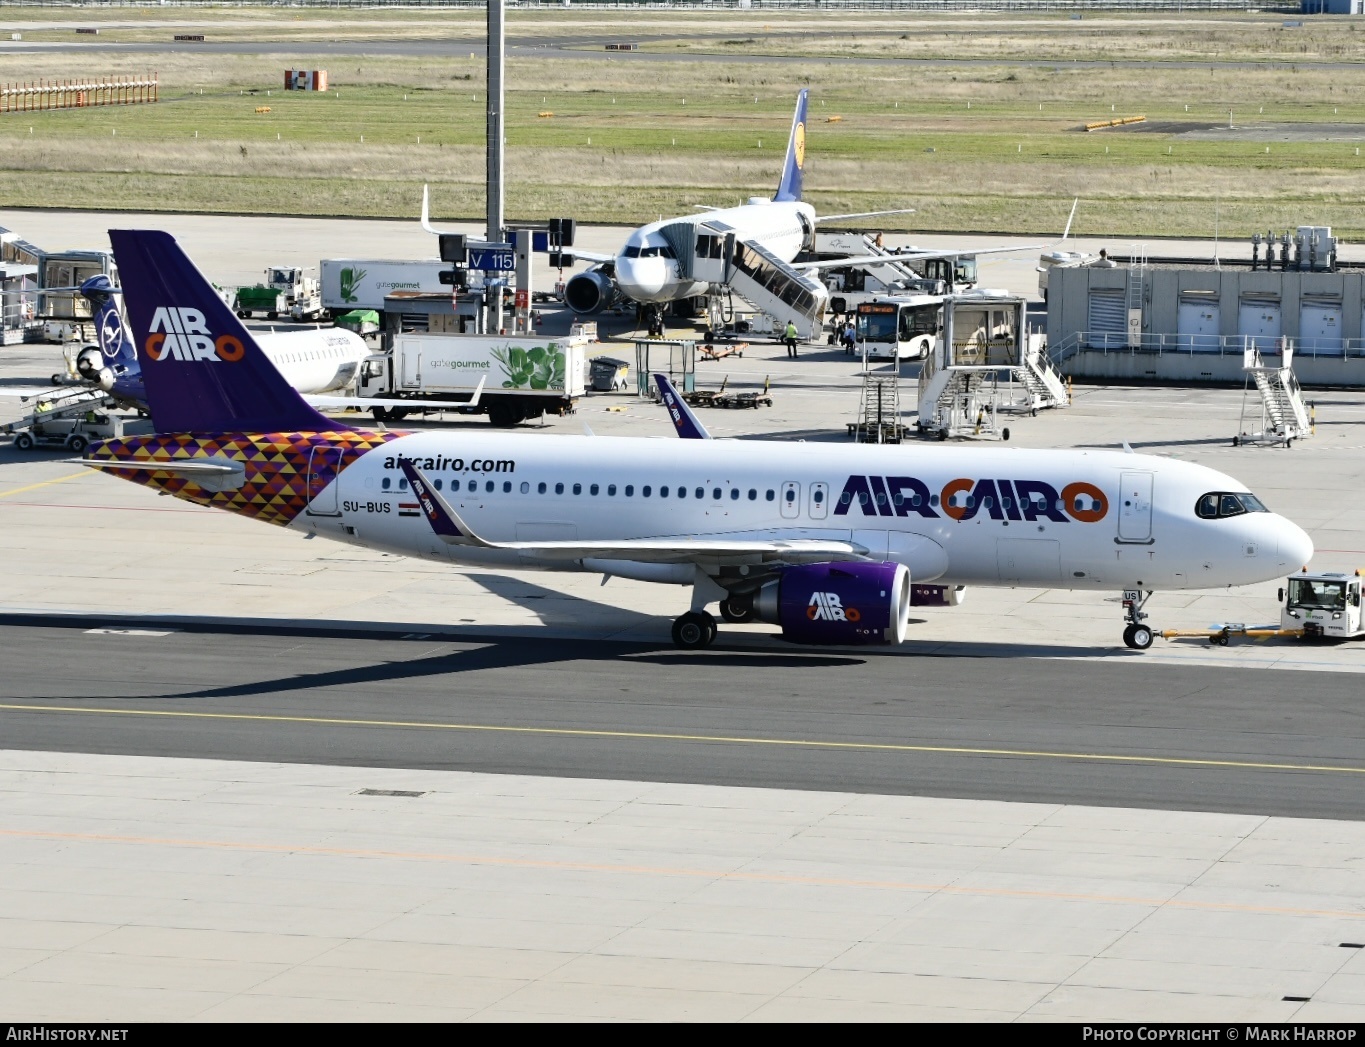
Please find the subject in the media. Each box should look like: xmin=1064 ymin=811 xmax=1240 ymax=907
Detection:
xmin=358 ymin=333 xmax=589 ymax=427
xmin=320 ymin=259 xmax=455 ymax=316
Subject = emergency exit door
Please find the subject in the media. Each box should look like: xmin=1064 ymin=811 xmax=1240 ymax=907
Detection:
xmin=1117 ymin=471 xmax=1153 ymax=542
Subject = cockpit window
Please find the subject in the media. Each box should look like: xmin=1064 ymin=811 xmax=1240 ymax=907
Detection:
xmin=622 ymin=246 xmax=641 ymax=258
xmin=1196 ymin=491 xmax=1270 ymax=519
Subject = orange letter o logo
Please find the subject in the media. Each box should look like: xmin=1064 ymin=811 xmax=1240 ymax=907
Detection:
xmin=940 ymin=478 xmax=974 ymax=521
xmin=216 ymin=335 xmax=245 ymax=362
xmin=144 ymin=333 xmax=166 ymax=361
xmin=1061 ymin=481 xmax=1108 ymax=523
xmin=845 ymin=607 xmax=861 ymax=622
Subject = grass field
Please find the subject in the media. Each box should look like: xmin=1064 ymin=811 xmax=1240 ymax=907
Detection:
xmin=2 ymin=9 xmax=1364 ymax=237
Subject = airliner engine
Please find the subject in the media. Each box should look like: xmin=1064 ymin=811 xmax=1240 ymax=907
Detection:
xmin=74 ymin=344 xmax=113 ymax=389
xmin=751 ymin=561 xmax=911 ymax=645
xmin=563 ymin=265 xmax=617 ymax=315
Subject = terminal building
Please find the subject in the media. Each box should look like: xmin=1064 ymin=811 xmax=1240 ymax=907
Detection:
xmin=1045 ymin=231 xmax=1365 ymax=386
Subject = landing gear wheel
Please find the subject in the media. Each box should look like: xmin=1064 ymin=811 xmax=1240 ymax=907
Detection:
xmin=1122 ymin=624 xmax=1136 ymax=648
xmin=1126 ymin=624 xmax=1154 ymax=650
xmin=671 ymin=611 xmax=716 ymax=649
xmin=719 ymin=596 xmax=755 ymax=624
xmin=487 ymin=401 xmax=522 ymax=428
xmin=13 ymin=431 xmax=34 ymax=451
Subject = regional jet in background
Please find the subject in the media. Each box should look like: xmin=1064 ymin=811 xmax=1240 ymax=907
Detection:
xmin=84 ymin=230 xmax=1313 ymax=651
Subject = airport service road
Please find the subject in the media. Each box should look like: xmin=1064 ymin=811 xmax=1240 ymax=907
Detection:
xmin=2 ymin=623 xmax=1363 ymax=823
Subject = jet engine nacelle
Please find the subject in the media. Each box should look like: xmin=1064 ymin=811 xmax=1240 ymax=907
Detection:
xmin=563 ymin=267 xmax=617 ymax=315
xmin=74 ymin=344 xmax=114 ymax=389
xmin=754 ymin=561 xmax=911 ymax=645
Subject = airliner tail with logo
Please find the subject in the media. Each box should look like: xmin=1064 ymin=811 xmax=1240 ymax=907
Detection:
xmin=83 ymin=230 xmax=1313 ymax=650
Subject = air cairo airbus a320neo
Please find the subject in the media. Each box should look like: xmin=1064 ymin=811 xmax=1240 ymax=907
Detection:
xmin=82 ymin=230 xmax=1314 ymax=650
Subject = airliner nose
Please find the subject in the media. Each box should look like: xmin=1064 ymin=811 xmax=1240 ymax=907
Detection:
xmin=1277 ymin=517 xmax=1315 ymax=570
xmin=615 ymin=258 xmax=671 ymax=301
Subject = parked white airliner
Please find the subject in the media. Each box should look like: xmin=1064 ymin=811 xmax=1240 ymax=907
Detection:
xmin=84 ymin=230 xmax=1314 ymax=651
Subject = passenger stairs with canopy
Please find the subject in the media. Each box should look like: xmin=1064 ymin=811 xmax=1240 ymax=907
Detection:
xmin=915 ymin=293 xmax=1068 ymax=440
xmin=1235 ymin=339 xmax=1311 ymax=447
xmin=687 ymin=223 xmax=829 ymax=341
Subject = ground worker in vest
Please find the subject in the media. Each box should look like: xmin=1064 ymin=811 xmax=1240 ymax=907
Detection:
xmin=783 ymin=319 xmax=799 ymax=358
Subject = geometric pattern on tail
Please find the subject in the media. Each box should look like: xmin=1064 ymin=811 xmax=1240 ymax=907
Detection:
xmin=88 ymin=428 xmax=402 ymax=527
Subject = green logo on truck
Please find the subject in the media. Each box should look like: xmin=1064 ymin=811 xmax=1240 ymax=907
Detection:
xmin=339 ymin=266 xmax=367 ymax=304
xmin=490 ymin=344 xmax=565 ymax=391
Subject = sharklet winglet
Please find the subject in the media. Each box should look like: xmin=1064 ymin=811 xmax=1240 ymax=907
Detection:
xmin=395 ymin=459 xmax=477 ymax=544
xmin=654 ymin=372 xmax=712 ymax=440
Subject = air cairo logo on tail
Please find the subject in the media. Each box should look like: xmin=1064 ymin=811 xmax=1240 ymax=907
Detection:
xmin=144 ymin=306 xmax=245 ymax=363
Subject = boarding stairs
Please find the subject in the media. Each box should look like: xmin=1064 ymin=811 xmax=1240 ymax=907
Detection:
xmin=1236 ymin=341 xmax=1310 ymax=447
xmin=916 ymin=353 xmax=1000 ymax=439
xmin=849 ymin=234 xmax=923 ymax=290
xmin=687 ymin=222 xmax=828 ymax=342
xmin=848 ymin=373 xmax=907 ymax=443
xmin=1014 ymin=335 xmax=1069 ymax=412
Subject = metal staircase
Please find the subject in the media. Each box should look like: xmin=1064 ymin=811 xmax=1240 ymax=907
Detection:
xmin=849 ymin=372 xmax=906 ymax=443
xmin=1236 ymin=341 xmax=1310 ymax=447
xmin=1015 ymin=334 xmax=1069 ymax=412
xmin=689 ymin=222 xmax=828 ymax=341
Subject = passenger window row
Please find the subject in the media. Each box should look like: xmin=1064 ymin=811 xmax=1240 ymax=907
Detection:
xmin=378 ymin=476 xmax=780 ymax=501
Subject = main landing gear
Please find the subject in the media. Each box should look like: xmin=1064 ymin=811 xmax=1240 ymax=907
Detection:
xmin=671 ymin=611 xmax=717 ymax=649
xmin=1121 ymin=589 xmax=1155 ymax=650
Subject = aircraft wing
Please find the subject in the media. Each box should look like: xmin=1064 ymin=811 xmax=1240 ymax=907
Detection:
xmin=815 ymin=208 xmax=916 ymax=224
xmin=398 ymin=460 xmax=866 ymax=564
xmin=789 ymin=242 xmax=1052 ymax=272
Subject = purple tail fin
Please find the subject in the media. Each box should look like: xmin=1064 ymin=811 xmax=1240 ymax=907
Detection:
xmin=108 ymin=230 xmax=346 ymax=434
xmin=653 ymin=372 xmax=712 ymax=440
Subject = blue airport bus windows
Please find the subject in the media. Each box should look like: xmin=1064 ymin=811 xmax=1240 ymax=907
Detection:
xmin=766 ymin=490 xmax=775 ymax=501
xmin=538 ymin=482 xmax=547 ymax=494
xmin=625 ymin=485 xmax=634 ymax=496
xmin=573 ymin=483 xmax=582 ymax=495
xmin=713 ymin=488 xmax=722 ymax=501
xmin=381 ymin=477 xmax=391 ymax=490
xmin=730 ymin=488 xmax=739 ymax=501
xmin=748 ymin=489 xmax=757 ymax=500
xmin=555 ymin=482 xmax=564 ymax=495
xmin=520 ymin=482 xmax=529 ymax=494
xmin=607 ymin=484 xmax=616 ymax=496
xmin=590 ymin=484 xmax=599 ymax=496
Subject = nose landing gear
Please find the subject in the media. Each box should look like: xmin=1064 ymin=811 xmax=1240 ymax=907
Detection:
xmin=1121 ymin=589 xmax=1155 ymax=650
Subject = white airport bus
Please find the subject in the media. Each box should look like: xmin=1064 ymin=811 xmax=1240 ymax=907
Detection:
xmin=852 ymin=295 xmax=945 ymax=361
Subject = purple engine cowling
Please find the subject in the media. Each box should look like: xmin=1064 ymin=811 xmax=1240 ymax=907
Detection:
xmin=754 ymin=561 xmax=911 ymax=645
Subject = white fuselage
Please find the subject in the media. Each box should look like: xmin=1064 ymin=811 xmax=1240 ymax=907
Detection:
xmin=256 ymin=327 xmax=369 ymax=394
xmin=616 ymin=199 xmax=816 ymax=304
xmin=298 ymin=434 xmax=1313 ymax=592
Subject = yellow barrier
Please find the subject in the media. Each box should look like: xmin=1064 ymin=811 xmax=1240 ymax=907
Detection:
xmin=538 ymin=111 xmax=553 ymax=118
xmin=1084 ymin=115 xmax=1146 ymax=131
xmin=825 ymin=115 xmax=843 ymax=123
xmin=255 ymin=106 xmax=271 ymax=114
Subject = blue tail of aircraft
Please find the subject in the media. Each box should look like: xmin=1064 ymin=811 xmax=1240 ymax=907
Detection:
xmin=772 ymin=89 xmax=808 ymax=203
xmin=653 ymin=372 xmax=712 ymax=440
xmin=108 ymin=230 xmax=345 ymax=434
xmin=82 ymin=275 xmax=136 ymax=372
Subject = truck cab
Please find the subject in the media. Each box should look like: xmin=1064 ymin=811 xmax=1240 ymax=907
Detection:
xmin=1281 ymin=570 xmax=1365 ymax=639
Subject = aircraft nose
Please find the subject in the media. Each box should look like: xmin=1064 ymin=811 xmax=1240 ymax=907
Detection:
xmin=1277 ymin=517 xmax=1315 ymax=570
xmin=615 ymin=258 xmax=669 ymax=301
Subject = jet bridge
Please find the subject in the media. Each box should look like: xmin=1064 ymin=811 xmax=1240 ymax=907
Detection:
xmin=690 ymin=224 xmax=828 ymax=341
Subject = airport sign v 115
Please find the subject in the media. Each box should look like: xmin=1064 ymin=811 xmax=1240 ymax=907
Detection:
xmin=468 ymin=245 xmax=515 ymax=272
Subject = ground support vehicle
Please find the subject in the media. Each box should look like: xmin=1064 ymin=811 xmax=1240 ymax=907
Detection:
xmin=2 ymin=388 xmax=122 ymax=452
xmin=233 ymin=284 xmax=285 ymax=320
xmin=1279 ymin=570 xmax=1365 ymax=640
xmin=321 ymin=259 xmax=454 ymax=317
xmin=358 ymin=333 xmax=589 ymax=427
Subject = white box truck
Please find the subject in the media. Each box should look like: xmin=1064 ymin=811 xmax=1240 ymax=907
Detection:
xmin=320 ymin=259 xmax=455 ymax=316
xmin=359 ymin=333 xmax=589 ymax=427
